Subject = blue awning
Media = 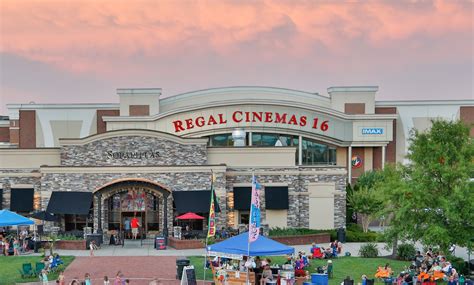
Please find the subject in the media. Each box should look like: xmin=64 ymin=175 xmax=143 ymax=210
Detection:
xmin=207 ymin=232 xmax=294 ymax=256
xmin=0 ymin=210 xmax=35 ymax=227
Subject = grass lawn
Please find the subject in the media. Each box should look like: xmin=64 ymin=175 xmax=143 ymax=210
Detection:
xmin=0 ymin=255 xmax=75 ymax=285
xmin=189 ymin=256 xmax=411 ymax=285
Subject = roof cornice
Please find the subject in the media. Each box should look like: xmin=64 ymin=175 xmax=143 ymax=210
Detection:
xmin=103 ymin=100 xmax=397 ymax=122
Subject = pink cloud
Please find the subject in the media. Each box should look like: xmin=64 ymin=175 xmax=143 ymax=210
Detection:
xmin=1 ymin=0 xmax=470 ymax=76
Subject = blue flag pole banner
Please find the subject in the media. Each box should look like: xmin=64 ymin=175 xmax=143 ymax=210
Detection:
xmin=248 ymin=174 xmax=262 ymax=242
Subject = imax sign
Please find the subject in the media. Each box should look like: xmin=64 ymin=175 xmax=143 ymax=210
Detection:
xmin=362 ymin=128 xmax=384 ymax=135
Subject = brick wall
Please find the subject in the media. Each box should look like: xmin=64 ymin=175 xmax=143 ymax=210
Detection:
xmin=97 ymin=110 xmax=120 ymax=134
xmin=19 ymin=110 xmax=36 ymax=148
xmin=460 ymin=106 xmax=474 ymax=137
xmin=0 ymin=127 xmax=9 ymax=142
xmin=345 ymin=103 xmax=365 ymax=114
xmin=129 ymin=105 xmax=150 ymax=116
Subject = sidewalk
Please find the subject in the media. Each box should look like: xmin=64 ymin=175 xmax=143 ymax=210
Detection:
xmin=38 ymin=240 xmax=471 ymax=261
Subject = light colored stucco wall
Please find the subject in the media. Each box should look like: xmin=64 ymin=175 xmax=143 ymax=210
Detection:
xmin=118 ymin=89 xmax=161 ymax=116
xmin=308 ymin=182 xmax=335 ymax=229
xmin=0 ymin=149 xmax=60 ymax=168
xmin=207 ymin=147 xmax=297 ymax=167
xmin=265 ymin=210 xmax=288 ymax=228
xmin=376 ymin=102 xmax=467 ymax=163
xmin=336 ymin=147 xmax=347 ymax=167
xmin=328 ymin=87 xmax=378 ymax=114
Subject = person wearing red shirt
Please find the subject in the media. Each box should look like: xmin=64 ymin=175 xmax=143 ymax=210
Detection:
xmin=131 ymin=214 xmax=141 ymax=240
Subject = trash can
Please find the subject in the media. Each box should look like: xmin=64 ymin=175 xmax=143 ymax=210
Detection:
xmin=337 ymin=227 xmax=346 ymax=243
xmin=86 ymin=234 xmax=102 ymax=250
xmin=155 ymin=235 xmax=166 ymax=250
xmin=176 ymin=258 xmax=190 ymax=280
xmin=311 ymin=273 xmax=328 ymax=285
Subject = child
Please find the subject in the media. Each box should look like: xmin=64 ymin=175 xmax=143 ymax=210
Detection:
xmin=89 ymin=240 xmax=98 ymax=257
xmin=40 ymin=269 xmax=48 ymax=285
xmin=58 ymin=271 xmax=65 ymax=285
xmin=85 ymin=273 xmax=92 ymax=285
xmin=104 ymin=276 xmax=110 ymax=285
xmin=13 ymin=238 xmax=20 ymax=256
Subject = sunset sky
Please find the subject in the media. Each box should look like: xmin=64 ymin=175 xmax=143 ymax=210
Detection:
xmin=0 ymin=0 xmax=472 ymax=114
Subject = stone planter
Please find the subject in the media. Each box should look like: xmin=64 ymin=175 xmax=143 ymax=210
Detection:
xmin=270 ymin=233 xmax=330 ymax=246
xmin=55 ymin=240 xmax=87 ymax=250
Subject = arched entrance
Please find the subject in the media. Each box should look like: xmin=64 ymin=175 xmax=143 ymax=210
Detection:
xmin=93 ymin=179 xmax=171 ymax=240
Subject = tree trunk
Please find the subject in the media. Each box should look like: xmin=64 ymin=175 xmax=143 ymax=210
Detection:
xmin=391 ymin=235 xmax=398 ymax=258
xmin=361 ymin=214 xmax=371 ymax=233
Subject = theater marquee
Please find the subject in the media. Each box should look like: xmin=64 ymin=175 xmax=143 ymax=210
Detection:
xmin=172 ymin=110 xmax=330 ymax=133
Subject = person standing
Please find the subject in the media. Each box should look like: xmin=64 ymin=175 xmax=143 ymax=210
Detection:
xmin=124 ymin=218 xmax=131 ymax=239
xmin=57 ymin=271 xmax=65 ymax=285
xmin=84 ymin=273 xmax=92 ymax=285
xmin=89 ymin=240 xmax=98 ymax=257
xmin=13 ymin=238 xmax=20 ymax=256
xmin=40 ymin=269 xmax=48 ymax=285
xmin=131 ymin=214 xmax=140 ymax=240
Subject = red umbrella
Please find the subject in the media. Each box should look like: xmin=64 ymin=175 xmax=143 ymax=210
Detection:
xmin=176 ymin=212 xmax=205 ymax=220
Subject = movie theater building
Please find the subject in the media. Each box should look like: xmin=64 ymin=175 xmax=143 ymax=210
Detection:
xmin=0 ymin=86 xmax=472 ymax=237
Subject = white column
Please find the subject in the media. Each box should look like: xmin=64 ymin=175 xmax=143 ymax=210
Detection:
xmin=348 ymin=146 xmax=352 ymax=184
xmin=248 ymin=132 xmax=252 ymax=146
xmin=382 ymin=145 xmax=386 ymax=169
xmin=298 ymin=135 xmax=303 ymax=166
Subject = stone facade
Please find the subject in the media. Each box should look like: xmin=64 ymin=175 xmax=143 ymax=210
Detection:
xmin=0 ymin=133 xmax=348 ymax=236
xmin=61 ymin=135 xmax=207 ymax=166
xmin=225 ymin=167 xmax=347 ymax=229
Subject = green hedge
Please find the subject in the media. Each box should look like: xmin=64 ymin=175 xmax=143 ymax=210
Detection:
xmin=269 ymin=225 xmax=384 ymax=243
xmin=269 ymin=227 xmax=336 ymax=239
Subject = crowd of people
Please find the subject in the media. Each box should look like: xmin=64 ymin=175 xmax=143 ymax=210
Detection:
xmin=310 ymin=240 xmax=343 ymax=259
xmin=44 ymin=270 xmax=163 ymax=285
xmin=373 ymin=248 xmax=463 ymax=285
xmin=0 ymin=227 xmax=34 ymax=256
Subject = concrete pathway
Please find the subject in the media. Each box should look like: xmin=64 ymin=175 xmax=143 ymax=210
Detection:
xmin=46 ymin=240 xmax=471 ymax=261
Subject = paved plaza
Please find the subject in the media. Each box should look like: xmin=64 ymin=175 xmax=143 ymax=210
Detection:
xmin=63 ymin=256 xmax=179 ymax=285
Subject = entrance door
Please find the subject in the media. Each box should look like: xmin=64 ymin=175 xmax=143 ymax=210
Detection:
xmin=122 ymin=212 xmax=146 ymax=239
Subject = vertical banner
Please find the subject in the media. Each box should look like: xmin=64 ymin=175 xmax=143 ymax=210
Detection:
xmin=207 ymin=173 xmax=216 ymax=238
xmin=248 ymin=174 xmax=262 ymax=242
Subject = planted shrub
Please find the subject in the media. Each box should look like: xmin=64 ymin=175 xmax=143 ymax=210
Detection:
xmin=269 ymin=227 xmax=336 ymax=238
xmin=359 ymin=243 xmax=379 ymax=258
xmin=397 ymin=243 xmax=416 ymax=261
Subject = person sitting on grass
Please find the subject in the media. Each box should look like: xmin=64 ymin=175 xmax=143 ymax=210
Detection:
xmin=375 ymin=263 xmax=392 ymax=279
xmin=323 ymin=247 xmax=333 ymax=259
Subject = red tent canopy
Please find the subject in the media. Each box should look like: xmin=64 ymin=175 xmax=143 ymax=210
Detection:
xmin=176 ymin=212 xmax=205 ymax=220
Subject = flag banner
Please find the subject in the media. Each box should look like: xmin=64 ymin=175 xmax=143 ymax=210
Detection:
xmin=207 ymin=173 xmax=216 ymax=238
xmin=248 ymin=174 xmax=262 ymax=242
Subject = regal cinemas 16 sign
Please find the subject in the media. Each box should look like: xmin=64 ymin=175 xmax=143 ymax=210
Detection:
xmin=172 ymin=110 xmax=330 ymax=133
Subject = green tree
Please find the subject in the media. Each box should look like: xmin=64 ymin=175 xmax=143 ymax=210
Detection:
xmin=348 ymin=170 xmax=385 ymax=233
xmin=381 ymin=120 xmax=474 ymax=253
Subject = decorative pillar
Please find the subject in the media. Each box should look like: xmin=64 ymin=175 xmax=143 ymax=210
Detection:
xmin=97 ymin=193 xmax=102 ymax=234
xmin=382 ymin=145 xmax=386 ymax=169
xmin=348 ymin=146 xmax=352 ymax=184
xmin=298 ymin=136 xmax=303 ymax=166
xmin=163 ymin=194 xmax=168 ymax=243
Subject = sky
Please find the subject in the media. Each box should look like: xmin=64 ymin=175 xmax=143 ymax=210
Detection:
xmin=0 ymin=0 xmax=473 ymax=115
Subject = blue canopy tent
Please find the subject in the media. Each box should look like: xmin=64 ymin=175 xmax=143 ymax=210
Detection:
xmin=0 ymin=210 xmax=34 ymax=227
xmin=208 ymin=232 xmax=294 ymax=257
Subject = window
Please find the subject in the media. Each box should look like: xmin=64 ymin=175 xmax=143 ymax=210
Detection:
xmin=209 ymin=133 xmax=234 ymax=146
xmin=209 ymin=132 xmax=337 ymax=165
xmin=239 ymin=211 xmax=250 ymax=224
xmin=301 ymin=138 xmax=336 ymax=165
